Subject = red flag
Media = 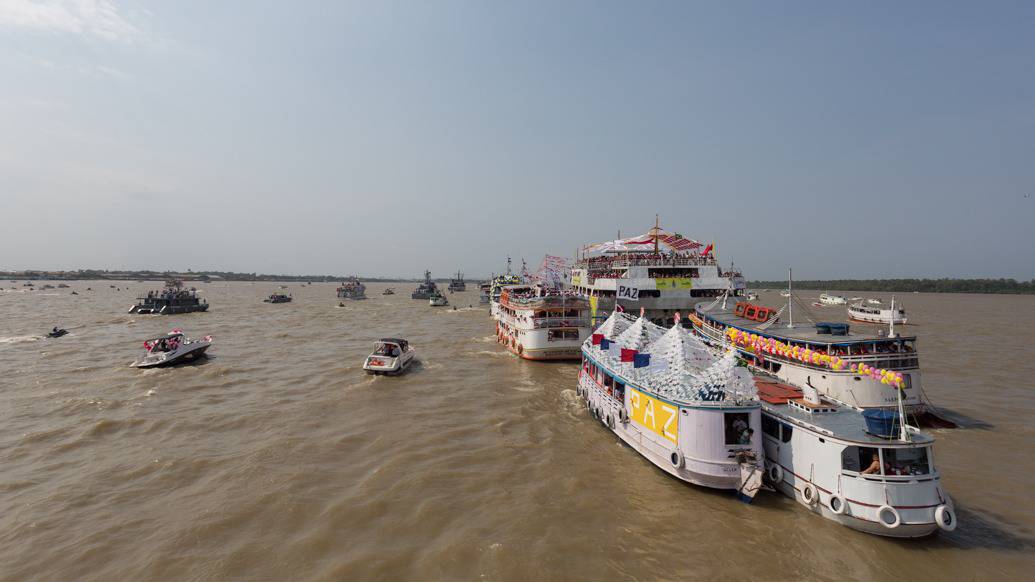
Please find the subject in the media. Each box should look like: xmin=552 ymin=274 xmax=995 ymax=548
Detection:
xmin=702 ymin=242 xmax=714 ymax=256
xmin=615 ymin=304 xmax=625 ymax=313
xmin=620 ymin=348 xmax=636 ymax=362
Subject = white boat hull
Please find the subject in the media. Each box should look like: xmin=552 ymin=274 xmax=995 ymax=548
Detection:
xmin=131 ymin=341 xmax=211 ymax=368
xmin=363 ymin=350 xmax=415 ymax=375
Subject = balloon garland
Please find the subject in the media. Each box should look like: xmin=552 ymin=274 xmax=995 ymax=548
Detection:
xmin=725 ymin=328 xmax=905 ymax=388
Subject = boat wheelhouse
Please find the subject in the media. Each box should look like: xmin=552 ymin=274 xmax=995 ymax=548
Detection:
xmin=448 ymin=270 xmax=466 ymax=292
xmin=571 ymin=220 xmax=745 ymax=327
xmin=578 ymin=312 xmax=765 ymax=500
xmin=411 ymin=270 xmax=439 ymax=299
xmin=495 ymin=284 xmax=590 ymax=361
xmin=848 ymin=298 xmax=908 ymax=325
xmin=691 ymin=300 xmax=925 ymax=412
xmin=486 ymin=258 xmax=525 ymax=317
xmin=336 ymin=277 xmax=367 ymax=300
xmin=755 ymin=377 xmax=955 ymax=537
xmin=129 ymin=280 xmax=208 ymax=315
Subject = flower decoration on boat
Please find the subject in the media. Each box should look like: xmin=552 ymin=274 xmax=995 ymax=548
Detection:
xmin=724 ymin=328 xmax=905 ymax=388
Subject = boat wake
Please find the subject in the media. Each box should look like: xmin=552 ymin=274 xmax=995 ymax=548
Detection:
xmin=0 ymin=335 xmax=41 ymax=344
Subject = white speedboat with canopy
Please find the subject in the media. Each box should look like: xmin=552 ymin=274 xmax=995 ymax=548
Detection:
xmin=131 ymin=329 xmax=212 ymax=368
xmin=578 ymin=311 xmax=765 ymax=501
xmin=363 ymin=338 xmax=415 ymax=375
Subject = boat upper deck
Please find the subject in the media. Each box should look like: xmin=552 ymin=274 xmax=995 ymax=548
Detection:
xmin=755 ymin=378 xmax=932 ymax=446
xmin=695 ymin=302 xmax=915 ymax=344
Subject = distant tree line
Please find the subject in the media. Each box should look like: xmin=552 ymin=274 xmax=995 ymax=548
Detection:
xmin=0 ymin=269 xmax=437 ymax=283
xmin=749 ymin=278 xmax=1035 ymax=295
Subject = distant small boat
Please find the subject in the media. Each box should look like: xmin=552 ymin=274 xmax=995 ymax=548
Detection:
xmin=429 ymin=293 xmax=448 ymax=307
xmin=866 ymin=298 xmax=883 ymax=305
xmin=264 ymin=293 xmax=292 ymax=303
xmin=779 ymin=290 xmax=791 ymax=298
xmin=383 ymin=288 xmax=395 ymax=295
xmin=48 ymin=328 xmax=68 ymax=338
xmin=819 ymin=293 xmax=847 ymax=306
xmin=746 ymin=292 xmax=759 ymax=300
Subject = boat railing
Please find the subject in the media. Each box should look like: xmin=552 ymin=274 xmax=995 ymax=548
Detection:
xmin=532 ymin=317 xmax=591 ymax=329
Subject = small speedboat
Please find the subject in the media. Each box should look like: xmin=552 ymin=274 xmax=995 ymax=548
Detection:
xmin=263 ymin=293 xmax=292 ymax=303
xmin=70 ymin=291 xmax=79 ymax=295
xmin=131 ymin=330 xmax=212 ymax=368
xmin=429 ymin=293 xmax=448 ymax=307
xmin=383 ymin=288 xmax=395 ymax=295
xmin=48 ymin=328 xmax=68 ymax=338
xmin=747 ymin=292 xmax=759 ymax=300
xmin=363 ymin=338 xmax=415 ymax=375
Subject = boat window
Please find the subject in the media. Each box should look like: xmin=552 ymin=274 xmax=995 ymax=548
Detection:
xmin=780 ymin=423 xmax=793 ymax=443
xmin=761 ymin=415 xmax=780 ymax=439
xmin=724 ymin=413 xmax=753 ymax=445
xmin=614 ymin=380 xmax=625 ymax=401
xmin=603 ymin=374 xmax=613 ymax=389
xmin=841 ymin=446 xmax=880 ymax=474
xmin=883 ymin=447 xmax=930 ymax=476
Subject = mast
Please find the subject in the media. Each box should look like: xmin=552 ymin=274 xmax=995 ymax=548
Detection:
xmin=896 ymin=372 xmax=908 ymax=441
xmin=787 ymin=267 xmax=794 ymax=329
xmin=889 ymin=295 xmax=896 ymax=338
xmin=653 ymin=214 xmax=660 ymax=254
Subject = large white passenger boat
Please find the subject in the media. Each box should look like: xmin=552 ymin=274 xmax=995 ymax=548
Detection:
xmin=848 ymin=297 xmax=908 ymax=325
xmin=578 ymin=312 xmax=765 ymax=500
xmin=495 ymin=284 xmax=590 ymax=360
xmin=571 ymin=220 xmax=745 ymax=327
xmin=819 ymin=293 xmax=847 ymax=305
xmin=691 ymin=299 xmax=926 ymax=412
xmin=755 ymin=377 xmax=956 ymax=537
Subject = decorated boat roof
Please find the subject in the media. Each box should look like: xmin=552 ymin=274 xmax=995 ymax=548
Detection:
xmin=582 ymin=228 xmax=703 ymax=255
xmin=585 ymin=312 xmax=758 ymax=407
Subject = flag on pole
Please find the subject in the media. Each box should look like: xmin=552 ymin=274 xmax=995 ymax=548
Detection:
xmin=702 ymin=242 xmax=714 ymax=256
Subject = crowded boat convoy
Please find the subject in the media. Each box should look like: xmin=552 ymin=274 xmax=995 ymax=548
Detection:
xmin=89 ymin=216 xmax=958 ymax=538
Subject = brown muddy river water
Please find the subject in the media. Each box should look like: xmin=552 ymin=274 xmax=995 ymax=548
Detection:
xmin=2 ymin=282 xmax=1033 ymax=580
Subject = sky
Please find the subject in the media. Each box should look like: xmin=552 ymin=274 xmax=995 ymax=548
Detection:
xmin=1 ymin=0 xmax=1033 ymax=280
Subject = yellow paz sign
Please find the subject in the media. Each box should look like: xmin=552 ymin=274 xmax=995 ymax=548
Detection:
xmin=654 ymin=278 xmax=694 ymax=290
xmin=628 ymin=387 xmax=678 ymax=444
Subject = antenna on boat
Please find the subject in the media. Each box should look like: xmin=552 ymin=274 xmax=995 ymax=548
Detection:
xmin=787 ymin=267 xmax=794 ymax=329
xmin=653 ymin=214 xmax=660 ymax=255
xmin=889 ymin=295 xmax=896 ymax=338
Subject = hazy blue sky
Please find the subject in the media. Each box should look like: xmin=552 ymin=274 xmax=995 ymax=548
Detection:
xmin=1 ymin=1 xmax=1033 ymax=279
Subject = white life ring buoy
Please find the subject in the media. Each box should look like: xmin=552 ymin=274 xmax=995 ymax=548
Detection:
xmin=767 ymin=463 xmax=784 ymax=485
xmin=801 ymin=483 xmax=819 ymax=505
xmin=877 ymin=505 xmax=901 ymax=529
xmin=607 ymin=414 xmax=615 ymax=429
xmin=935 ymin=505 xmax=957 ymax=532
xmin=828 ymin=494 xmax=846 ymax=515
xmin=669 ymin=449 xmax=684 ymax=469
xmin=619 ymin=408 xmax=630 ymax=424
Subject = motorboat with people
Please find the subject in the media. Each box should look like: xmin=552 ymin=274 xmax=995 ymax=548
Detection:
xmin=264 ymin=293 xmax=292 ymax=303
xmin=336 ymin=277 xmax=367 ymax=300
xmin=48 ymin=327 xmax=68 ymax=338
xmin=779 ymin=290 xmax=791 ymax=298
xmin=570 ymin=217 xmax=746 ymax=327
xmin=849 ymin=297 xmax=907 ymax=325
xmin=819 ymin=293 xmax=847 ymax=306
xmin=411 ymin=270 xmax=439 ymax=299
xmin=746 ymin=291 xmax=759 ymax=300
xmin=363 ymin=338 xmax=415 ymax=375
xmin=383 ymin=287 xmax=395 ymax=295
xmin=495 ymin=283 xmax=590 ymax=360
xmin=429 ymin=292 xmax=449 ymax=306
xmin=578 ymin=311 xmax=765 ymax=502
xmin=129 ymin=280 xmax=208 ymax=315
xmin=130 ymin=329 xmax=212 ymax=368
xmin=755 ymin=376 xmax=955 ymax=537
xmin=448 ymin=270 xmax=466 ymax=293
